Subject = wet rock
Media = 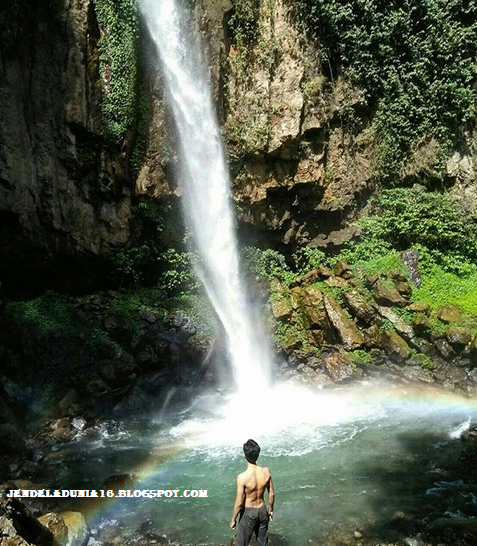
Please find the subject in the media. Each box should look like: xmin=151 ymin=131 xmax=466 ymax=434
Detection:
xmin=403 ymin=537 xmax=424 ymax=546
xmin=400 ymin=364 xmax=434 ymax=384
xmin=38 ymin=514 xmax=68 ymax=546
xmin=380 ymin=331 xmax=411 ymax=360
xmin=342 ymin=291 xmax=376 ymax=323
xmin=412 ymin=314 xmax=432 ymax=336
xmin=0 ymin=424 xmax=25 ymax=455
xmin=372 ymin=280 xmax=407 ymax=307
xmin=401 ymin=249 xmax=421 ymax=286
xmin=271 ymin=298 xmax=293 ymax=321
xmin=333 ymin=260 xmax=353 ymax=279
xmin=0 ymin=393 xmax=14 ymax=424
xmin=407 ymin=301 xmax=431 ymax=315
xmin=437 ymin=305 xmax=464 ymax=324
xmin=71 ymin=417 xmax=86 ymax=432
xmin=139 ymin=311 xmax=157 ymax=324
xmin=322 ymin=352 xmax=357 ymax=383
xmin=445 ymin=327 xmax=471 ymax=351
xmin=434 ymin=338 xmax=455 ymax=360
xmin=432 ymin=361 xmax=467 ymax=389
xmin=323 ymin=296 xmax=364 ymax=350
xmin=58 ymin=512 xmax=89 ymax=546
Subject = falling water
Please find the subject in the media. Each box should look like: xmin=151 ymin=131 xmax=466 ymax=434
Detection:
xmin=140 ymin=0 xmax=271 ymax=395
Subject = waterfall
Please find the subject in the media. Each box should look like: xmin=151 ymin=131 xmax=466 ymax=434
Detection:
xmin=140 ymin=0 xmax=271 ymax=396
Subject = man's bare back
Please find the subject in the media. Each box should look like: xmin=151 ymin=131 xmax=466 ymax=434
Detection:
xmin=238 ymin=464 xmax=272 ymax=508
xmin=230 ymin=439 xmax=275 ymax=546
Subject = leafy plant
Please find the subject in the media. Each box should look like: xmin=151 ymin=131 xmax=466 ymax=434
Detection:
xmin=291 ymin=0 xmax=477 ymax=177
xmin=95 ymin=0 xmax=139 ymax=141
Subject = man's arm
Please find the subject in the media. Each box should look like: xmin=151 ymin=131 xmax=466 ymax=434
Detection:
xmin=267 ymin=474 xmax=275 ymax=520
xmin=230 ymin=476 xmax=245 ymax=529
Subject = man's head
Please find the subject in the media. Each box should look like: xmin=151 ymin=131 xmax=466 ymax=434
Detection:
xmin=243 ymin=439 xmax=260 ymax=463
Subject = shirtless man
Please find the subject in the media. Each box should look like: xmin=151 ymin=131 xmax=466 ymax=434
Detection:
xmin=229 ymin=439 xmax=275 ymax=546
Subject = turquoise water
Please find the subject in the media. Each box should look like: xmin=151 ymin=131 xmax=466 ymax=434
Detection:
xmin=44 ymin=382 xmax=477 ymax=545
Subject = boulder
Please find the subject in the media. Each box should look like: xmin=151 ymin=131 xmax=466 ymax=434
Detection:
xmin=432 ymin=360 xmax=468 ymax=389
xmin=445 ymin=326 xmax=471 ymax=351
xmin=301 ymin=286 xmax=325 ymax=328
xmin=323 ymin=296 xmax=364 ymax=350
xmin=289 ymin=269 xmax=321 ymax=287
xmin=322 ymin=352 xmax=357 ymax=383
xmin=38 ymin=514 xmax=68 ymax=546
xmin=399 ymin=364 xmax=434 ymax=384
xmin=380 ymin=331 xmax=411 ymax=360
xmin=437 ymin=305 xmax=464 ymax=324
xmin=342 ymin=290 xmax=376 ymax=323
xmin=407 ymin=301 xmax=431 ymax=315
xmin=372 ymin=280 xmax=407 ymax=307
xmin=376 ymin=306 xmax=415 ymax=343
xmin=58 ymin=512 xmax=89 ymax=546
xmin=333 ymin=260 xmax=353 ymax=279
xmin=412 ymin=314 xmax=432 ymax=335
xmin=324 ymin=276 xmax=348 ymax=288
xmin=434 ymin=338 xmax=455 ymax=360
xmin=271 ymin=298 xmax=293 ymax=321
xmin=394 ymin=280 xmax=412 ymax=299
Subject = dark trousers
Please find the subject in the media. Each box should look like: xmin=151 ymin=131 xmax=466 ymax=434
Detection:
xmin=236 ymin=505 xmax=269 ymax=546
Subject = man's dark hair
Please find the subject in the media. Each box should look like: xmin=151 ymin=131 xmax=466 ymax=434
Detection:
xmin=243 ymin=439 xmax=260 ymax=463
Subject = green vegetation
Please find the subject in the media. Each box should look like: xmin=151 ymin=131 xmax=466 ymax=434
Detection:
xmin=94 ymin=0 xmax=139 ymax=141
xmin=5 ymin=294 xmax=106 ymax=346
xmin=243 ymin=246 xmax=295 ymax=283
xmin=130 ymin=82 xmax=150 ymax=180
xmin=228 ymin=0 xmax=260 ymax=46
xmin=291 ymin=0 xmax=477 ymax=177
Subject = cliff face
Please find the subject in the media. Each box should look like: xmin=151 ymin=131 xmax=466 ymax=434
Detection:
xmin=0 ymin=0 xmax=131 ymax=293
xmin=137 ymin=0 xmax=477 ymax=253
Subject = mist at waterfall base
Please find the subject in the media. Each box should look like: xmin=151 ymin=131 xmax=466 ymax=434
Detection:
xmin=51 ymin=1 xmax=477 ymax=544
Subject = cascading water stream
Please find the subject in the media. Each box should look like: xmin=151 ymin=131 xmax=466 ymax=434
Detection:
xmin=140 ymin=0 xmax=271 ymax=397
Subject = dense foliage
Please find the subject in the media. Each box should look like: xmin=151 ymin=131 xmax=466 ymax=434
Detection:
xmin=94 ymin=0 xmax=139 ymax=141
xmin=292 ymin=0 xmax=477 ymax=176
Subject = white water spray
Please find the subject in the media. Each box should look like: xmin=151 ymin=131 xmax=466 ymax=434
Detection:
xmin=140 ymin=0 xmax=271 ymax=396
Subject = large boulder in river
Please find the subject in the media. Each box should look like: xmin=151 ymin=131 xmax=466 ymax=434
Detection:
xmin=323 ymin=296 xmax=364 ymax=350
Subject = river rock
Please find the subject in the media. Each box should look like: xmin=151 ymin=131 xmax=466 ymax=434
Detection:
xmin=58 ymin=512 xmax=89 ymax=546
xmin=380 ymin=331 xmax=411 ymax=360
xmin=407 ymin=301 xmax=431 ymax=315
xmin=333 ymin=259 xmax=353 ymax=279
xmin=372 ymin=280 xmax=407 ymax=307
xmin=412 ymin=314 xmax=432 ymax=335
xmin=38 ymin=513 xmax=68 ymax=546
xmin=432 ymin=360 xmax=467 ymax=389
xmin=400 ymin=364 xmax=434 ymax=384
xmin=445 ymin=326 xmax=471 ymax=351
xmin=342 ymin=290 xmax=375 ymax=323
xmin=323 ymin=296 xmax=364 ymax=350
xmin=322 ymin=352 xmax=357 ymax=383
xmin=0 ymin=424 xmax=25 ymax=455
xmin=437 ymin=305 xmax=464 ymax=324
